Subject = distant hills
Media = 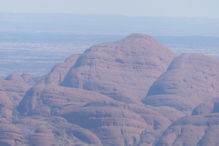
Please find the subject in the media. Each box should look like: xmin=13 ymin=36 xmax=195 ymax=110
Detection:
xmin=1 ymin=13 xmax=219 ymax=36
xmin=0 ymin=34 xmax=219 ymax=145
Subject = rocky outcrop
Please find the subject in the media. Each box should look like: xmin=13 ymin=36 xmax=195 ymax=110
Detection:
xmin=17 ymin=84 xmax=177 ymax=145
xmin=28 ymin=127 xmax=57 ymax=146
xmin=144 ymin=54 xmax=219 ymax=111
xmin=0 ymin=123 xmax=24 ymax=146
xmin=45 ymin=54 xmax=80 ymax=85
xmin=0 ymin=91 xmax=13 ymax=119
xmin=157 ymin=99 xmax=219 ymax=146
xmin=1 ymin=34 xmax=219 ymax=145
xmin=61 ymin=33 xmax=175 ymax=102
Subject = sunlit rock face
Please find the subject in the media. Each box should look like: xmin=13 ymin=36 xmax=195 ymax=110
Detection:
xmin=17 ymin=83 xmax=183 ymax=146
xmin=1 ymin=34 xmax=219 ymax=145
xmin=62 ymin=33 xmax=175 ymax=103
xmin=157 ymin=98 xmax=219 ymax=146
xmin=144 ymin=53 xmax=219 ymax=111
xmin=45 ymin=54 xmax=80 ymax=85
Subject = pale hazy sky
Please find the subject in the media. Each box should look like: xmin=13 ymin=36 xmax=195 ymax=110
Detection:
xmin=1 ymin=0 xmax=219 ymax=18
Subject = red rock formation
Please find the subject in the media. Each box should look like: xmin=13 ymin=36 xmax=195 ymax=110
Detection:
xmin=17 ymin=84 xmax=184 ymax=145
xmin=62 ymin=33 xmax=175 ymax=102
xmin=0 ymin=123 xmax=24 ymax=146
xmin=157 ymin=100 xmax=219 ymax=146
xmin=1 ymin=34 xmax=219 ymax=145
xmin=45 ymin=54 xmax=80 ymax=85
xmin=29 ymin=127 xmax=57 ymax=146
xmin=144 ymin=53 xmax=219 ymax=111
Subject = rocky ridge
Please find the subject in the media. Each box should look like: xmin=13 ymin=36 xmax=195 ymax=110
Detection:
xmin=0 ymin=33 xmax=218 ymax=145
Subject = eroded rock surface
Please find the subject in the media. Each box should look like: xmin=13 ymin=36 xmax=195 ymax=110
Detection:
xmin=144 ymin=54 xmax=219 ymax=111
xmin=157 ymin=100 xmax=219 ymax=146
xmin=62 ymin=33 xmax=175 ymax=102
xmin=0 ymin=34 xmax=219 ymax=145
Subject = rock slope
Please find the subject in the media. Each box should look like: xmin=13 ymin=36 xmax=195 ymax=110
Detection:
xmin=144 ymin=54 xmax=219 ymax=111
xmin=61 ymin=33 xmax=175 ymax=102
xmin=0 ymin=33 xmax=218 ymax=145
xmin=157 ymin=98 xmax=219 ymax=146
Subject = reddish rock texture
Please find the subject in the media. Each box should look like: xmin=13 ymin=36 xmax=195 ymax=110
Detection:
xmin=0 ymin=91 xmax=13 ymax=119
xmin=144 ymin=54 xmax=219 ymax=111
xmin=192 ymin=98 xmax=219 ymax=115
xmin=45 ymin=54 xmax=80 ymax=85
xmin=0 ymin=34 xmax=219 ymax=145
xmin=0 ymin=123 xmax=24 ymax=146
xmin=157 ymin=105 xmax=219 ymax=146
xmin=29 ymin=127 xmax=57 ymax=146
xmin=62 ymin=33 xmax=175 ymax=102
xmin=18 ymin=84 xmax=182 ymax=145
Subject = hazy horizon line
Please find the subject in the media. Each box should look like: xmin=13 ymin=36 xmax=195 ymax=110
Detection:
xmin=1 ymin=12 xmax=219 ymax=20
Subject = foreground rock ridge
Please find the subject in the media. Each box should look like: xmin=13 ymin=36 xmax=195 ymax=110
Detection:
xmin=0 ymin=33 xmax=218 ymax=146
